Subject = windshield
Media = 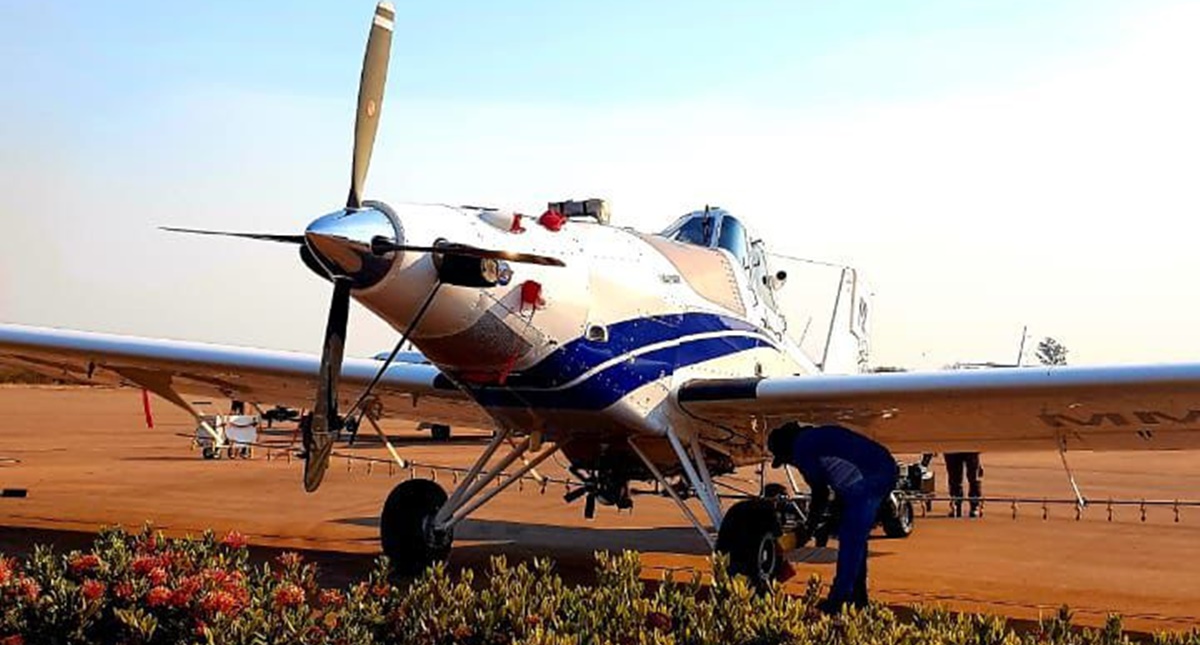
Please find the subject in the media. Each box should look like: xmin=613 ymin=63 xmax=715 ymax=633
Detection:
xmin=671 ymin=215 xmax=716 ymax=247
xmin=717 ymin=215 xmax=749 ymax=266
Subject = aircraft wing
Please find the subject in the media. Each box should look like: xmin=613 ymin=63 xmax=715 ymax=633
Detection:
xmin=0 ymin=324 xmax=489 ymax=428
xmin=677 ymin=365 xmax=1200 ymax=453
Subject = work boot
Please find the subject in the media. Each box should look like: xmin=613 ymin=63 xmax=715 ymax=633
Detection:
xmin=948 ymin=501 xmax=962 ymax=518
xmin=969 ymin=504 xmax=982 ymax=518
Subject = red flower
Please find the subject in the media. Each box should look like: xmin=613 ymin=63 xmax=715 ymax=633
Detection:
xmin=145 ymin=586 xmax=171 ymax=607
xmin=200 ymin=590 xmax=240 ymax=617
xmin=0 ymin=557 xmax=13 ymax=586
xmin=131 ymin=555 xmax=164 ymax=576
xmin=371 ymin=584 xmax=390 ymax=599
xmin=80 ymin=579 xmax=106 ymax=602
xmin=148 ymin=567 xmax=168 ymax=586
xmin=68 ymin=553 xmax=102 ymax=576
xmin=136 ymin=530 xmax=160 ymax=554
xmin=273 ymin=583 xmax=305 ymax=609
xmin=17 ymin=578 xmax=39 ymax=602
xmin=113 ymin=582 xmax=134 ymax=600
xmin=317 ymin=589 xmax=345 ymax=609
xmin=168 ymin=576 xmax=200 ymax=608
xmin=0 ymin=634 xmax=24 ymax=645
xmin=276 ymin=552 xmax=303 ymax=569
xmin=220 ymin=531 xmax=248 ymax=549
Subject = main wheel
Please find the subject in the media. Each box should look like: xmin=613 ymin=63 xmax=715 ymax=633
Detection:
xmin=881 ymin=497 xmax=915 ymax=538
xmin=430 ymin=424 xmax=451 ymax=441
xmin=716 ymin=499 xmax=782 ymax=589
xmin=380 ymin=479 xmax=453 ymax=576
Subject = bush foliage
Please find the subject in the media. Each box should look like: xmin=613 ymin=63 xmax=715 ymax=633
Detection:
xmin=0 ymin=526 xmax=1196 ymax=645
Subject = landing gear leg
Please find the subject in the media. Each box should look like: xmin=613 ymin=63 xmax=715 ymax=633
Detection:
xmin=630 ymin=431 xmax=785 ymax=588
xmin=379 ymin=427 xmax=561 ymax=575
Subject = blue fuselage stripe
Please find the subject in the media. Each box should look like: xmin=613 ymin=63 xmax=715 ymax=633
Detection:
xmin=464 ymin=313 xmax=775 ymax=410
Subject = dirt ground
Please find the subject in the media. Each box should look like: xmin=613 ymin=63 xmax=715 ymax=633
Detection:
xmin=1 ymin=386 xmax=1198 ymax=633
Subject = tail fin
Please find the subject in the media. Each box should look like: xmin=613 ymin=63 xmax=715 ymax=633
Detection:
xmin=764 ymin=253 xmax=872 ymax=373
xmin=818 ymin=268 xmax=872 ymax=374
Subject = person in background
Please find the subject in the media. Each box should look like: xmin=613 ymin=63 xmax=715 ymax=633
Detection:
xmin=768 ymin=423 xmax=897 ymax=613
xmin=944 ymin=452 xmax=983 ymax=517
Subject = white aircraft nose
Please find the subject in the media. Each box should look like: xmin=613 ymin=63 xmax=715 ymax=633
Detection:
xmin=304 ymin=204 xmax=401 ymax=288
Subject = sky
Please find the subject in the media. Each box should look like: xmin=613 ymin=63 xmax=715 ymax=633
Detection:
xmin=2 ymin=1 xmax=1199 ymax=369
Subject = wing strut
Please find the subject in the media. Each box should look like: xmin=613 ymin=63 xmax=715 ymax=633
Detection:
xmin=1057 ymin=435 xmax=1088 ymax=509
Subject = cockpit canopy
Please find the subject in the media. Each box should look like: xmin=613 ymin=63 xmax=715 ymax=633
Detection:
xmin=661 ymin=208 xmax=751 ymax=268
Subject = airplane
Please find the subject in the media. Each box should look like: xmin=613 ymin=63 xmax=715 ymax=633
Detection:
xmin=6 ymin=2 xmax=1200 ymax=585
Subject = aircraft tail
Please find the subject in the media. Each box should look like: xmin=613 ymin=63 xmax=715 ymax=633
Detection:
xmin=817 ymin=268 xmax=872 ymax=374
xmin=764 ymin=254 xmax=872 ymax=373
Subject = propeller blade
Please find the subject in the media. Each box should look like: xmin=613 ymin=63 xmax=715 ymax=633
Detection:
xmin=347 ymin=2 xmax=395 ymax=210
xmin=160 ymin=227 xmax=304 ymax=244
xmin=371 ymin=237 xmax=566 ymax=267
xmin=304 ymin=278 xmax=352 ymax=492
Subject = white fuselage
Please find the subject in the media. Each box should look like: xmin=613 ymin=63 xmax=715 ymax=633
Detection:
xmin=352 ymin=204 xmax=820 ymax=473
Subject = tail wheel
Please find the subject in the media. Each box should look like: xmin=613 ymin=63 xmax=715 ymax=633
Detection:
xmin=881 ymin=497 xmax=915 ymax=538
xmin=716 ymin=499 xmax=782 ymax=589
xmin=380 ymin=479 xmax=453 ymax=576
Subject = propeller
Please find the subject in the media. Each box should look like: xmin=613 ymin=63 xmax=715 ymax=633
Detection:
xmin=157 ymin=228 xmax=565 ymax=267
xmin=304 ymin=278 xmax=351 ymax=491
xmin=160 ymin=2 xmax=563 ymax=493
xmin=159 ymin=227 xmax=305 ymax=244
xmin=299 ymin=1 xmax=398 ymax=493
xmin=347 ymin=2 xmax=393 ymax=211
xmin=370 ymin=237 xmax=566 ymax=267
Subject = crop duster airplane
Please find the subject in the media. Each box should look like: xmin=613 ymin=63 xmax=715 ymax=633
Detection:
xmin=5 ymin=2 xmax=1200 ymax=583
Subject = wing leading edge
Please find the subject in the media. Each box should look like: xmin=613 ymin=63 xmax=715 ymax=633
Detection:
xmin=0 ymin=323 xmax=489 ymax=428
xmin=678 ymin=365 xmax=1200 ymax=453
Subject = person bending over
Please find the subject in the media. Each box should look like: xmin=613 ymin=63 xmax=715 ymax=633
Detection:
xmin=768 ymin=422 xmax=897 ymax=613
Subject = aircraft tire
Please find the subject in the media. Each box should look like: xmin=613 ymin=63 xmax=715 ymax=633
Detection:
xmin=716 ymin=499 xmax=782 ymax=589
xmin=380 ymin=478 xmax=453 ymax=576
xmin=881 ymin=498 xmax=915 ymax=539
xmin=430 ymin=424 xmax=451 ymax=441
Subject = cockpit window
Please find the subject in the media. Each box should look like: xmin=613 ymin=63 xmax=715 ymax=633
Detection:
xmin=671 ymin=214 xmax=716 ymax=247
xmin=716 ymin=216 xmax=749 ymax=267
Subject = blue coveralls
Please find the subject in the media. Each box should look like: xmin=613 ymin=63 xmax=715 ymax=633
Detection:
xmin=782 ymin=424 xmax=897 ymax=606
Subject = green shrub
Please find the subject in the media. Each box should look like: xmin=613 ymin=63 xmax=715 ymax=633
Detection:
xmin=0 ymin=525 xmax=1195 ymax=645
